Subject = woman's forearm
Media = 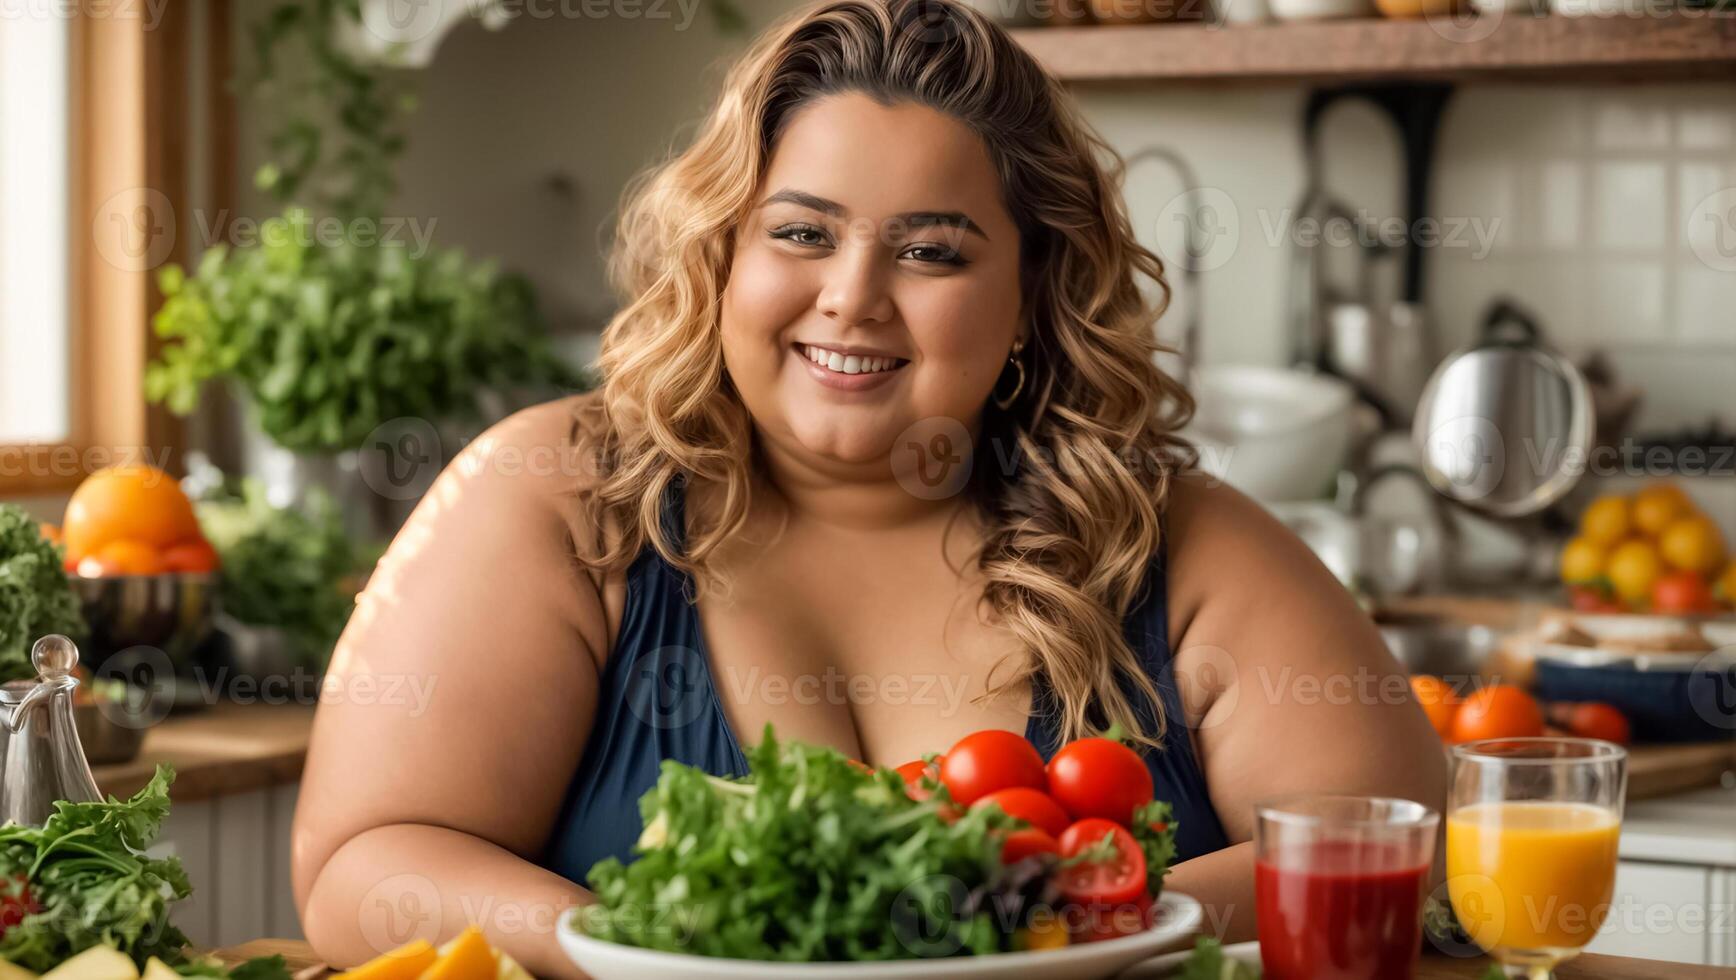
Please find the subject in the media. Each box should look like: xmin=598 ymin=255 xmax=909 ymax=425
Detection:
xmin=302 ymin=823 xmax=593 ymax=979
xmin=1163 ymin=841 xmax=1256 ymax=943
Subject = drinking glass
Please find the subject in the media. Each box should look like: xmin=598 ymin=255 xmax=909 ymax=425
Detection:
xmin=1447 ymin=738 xmax=1628 ymax=979
xmin=1255 ymin=795 xmax=1440 ymax=980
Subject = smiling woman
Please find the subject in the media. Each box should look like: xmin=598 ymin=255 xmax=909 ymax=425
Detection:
xmin=292 ymin=0 xmax=1446 ymax=975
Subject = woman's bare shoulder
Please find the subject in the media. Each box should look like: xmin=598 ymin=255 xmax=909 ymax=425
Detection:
xmin=1161 ymin=472 xmax=1370 ymax=658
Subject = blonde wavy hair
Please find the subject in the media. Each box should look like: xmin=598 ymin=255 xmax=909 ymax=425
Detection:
xmin=578 ymin=0 xmax=1195 ymax=749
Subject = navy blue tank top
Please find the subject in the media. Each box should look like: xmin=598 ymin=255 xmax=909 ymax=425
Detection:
xmin=542 ymin=485 xmax=1229 ymax=882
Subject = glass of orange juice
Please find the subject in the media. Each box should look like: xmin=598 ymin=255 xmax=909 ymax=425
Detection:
xmin=1447 ymin=737 xmax=1627 ymax=979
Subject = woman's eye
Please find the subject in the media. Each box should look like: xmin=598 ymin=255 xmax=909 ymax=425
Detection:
xmin=903 ymin=244 xmax=967 ymax=267
xmin=770 ymin=224 xmax=830 ymax=248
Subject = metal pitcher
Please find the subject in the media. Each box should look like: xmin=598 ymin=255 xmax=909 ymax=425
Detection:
xmin=0 ymin=635 xmax=103 ymax=826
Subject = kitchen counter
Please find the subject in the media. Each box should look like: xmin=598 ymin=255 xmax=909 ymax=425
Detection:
xmin=214 ymin=938 xmax=1736 ymax=978
xmin=91 ymin=701 xmax=314 ymax=802
xmin=1622 ymin=783 xmax=1736 ymax=868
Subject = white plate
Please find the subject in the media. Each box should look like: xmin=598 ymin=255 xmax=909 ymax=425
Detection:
xmin=1118 ymin=940 xmax=1259 ymax=978
xmin=559 ymin=892 xmax=1203 ymax=980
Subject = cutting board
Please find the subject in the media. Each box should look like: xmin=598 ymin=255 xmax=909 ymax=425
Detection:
xmin=1627 ymin=740 xmax=1736 ymax=800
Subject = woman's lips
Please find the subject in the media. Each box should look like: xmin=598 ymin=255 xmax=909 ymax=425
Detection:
xmin=794 ymin=343 xmax=908 ymax=392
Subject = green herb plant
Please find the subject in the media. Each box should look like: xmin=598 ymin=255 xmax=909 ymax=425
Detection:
xmin=146 ymin=1 xmax=583 ymax=456
xmin=0 ymin=504 xmax=85 ymax=684
xmin=196 ymin=480 xmax=373 ymax=670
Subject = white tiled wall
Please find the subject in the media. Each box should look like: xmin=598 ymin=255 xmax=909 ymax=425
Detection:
xmin=1083 ymin=82 xmax=1736 ymax=433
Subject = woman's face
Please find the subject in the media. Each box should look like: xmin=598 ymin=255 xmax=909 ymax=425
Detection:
xmin=720 ymin=92 xmax=1024 ymax=474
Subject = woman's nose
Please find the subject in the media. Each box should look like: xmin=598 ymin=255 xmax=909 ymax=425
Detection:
xmin=815 ymin=243 xmax=895 ymax=327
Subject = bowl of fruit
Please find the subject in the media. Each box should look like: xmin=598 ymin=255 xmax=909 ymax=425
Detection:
xmin=49 ymin=465 xmax=221 ymax=671
xmin=1558 ymin=482 xmax=1734 ymax=618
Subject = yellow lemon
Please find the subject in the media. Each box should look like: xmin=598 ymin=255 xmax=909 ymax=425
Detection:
xmin=1578 ymin=496 xmax=1631 ymax=546
xmin=1660 ymin=516 xmax=1727 ymax=574
xmin=1607 ymin=539 xmax=1665 ymax=604
xmin=1631 ymin=484 xmax=1692 ymax=537
xmin=1559 ymin=536 xmax=1608 ymax=584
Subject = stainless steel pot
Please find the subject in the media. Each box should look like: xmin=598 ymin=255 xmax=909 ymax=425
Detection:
xmin=1412 ymin=300 xmax=1594 ymax=518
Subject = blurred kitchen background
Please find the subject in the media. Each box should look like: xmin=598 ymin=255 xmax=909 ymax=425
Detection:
xmin=0 ymin=0 xmax=1732 ymax=964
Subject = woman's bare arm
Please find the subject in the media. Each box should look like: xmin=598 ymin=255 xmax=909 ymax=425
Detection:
xmin=1162 ymin=476 xmax=1448 ymax=939
xmin=293 ymin=399 xmax=610 ymax=977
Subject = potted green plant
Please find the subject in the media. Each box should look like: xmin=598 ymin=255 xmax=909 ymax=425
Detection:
xmin=146 ymin=0 xmax=585 ymax=537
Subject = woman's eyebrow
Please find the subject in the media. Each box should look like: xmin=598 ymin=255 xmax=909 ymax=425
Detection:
xmin=759 ymin=187 xmax=988 ymax=240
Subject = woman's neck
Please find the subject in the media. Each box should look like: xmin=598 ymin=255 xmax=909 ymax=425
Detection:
xmin=750 ymin=431 xmax=972 ymax=536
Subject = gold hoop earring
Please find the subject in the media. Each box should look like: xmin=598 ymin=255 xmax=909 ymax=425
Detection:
xmin=993 ymin=339 xmax=1026 ymax=410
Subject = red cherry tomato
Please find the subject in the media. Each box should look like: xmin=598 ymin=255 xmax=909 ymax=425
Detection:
xmin=1653 ymin=571 xmax=1719 ymax=615
xmin=1046 ymin=737 xmax=1153 ymax=824
xmin=999 ymin=828 xmax=1061 ymax=865
xmin=1072 ymin=891 xmax=1153 ymax=943
xmin=971 ymin=787 xmax=1071 ymax=837
xmin=939 ymin=730 xmax=1046 ymax=806
xmin=1055 ymin=818 xmax=1147 ymax=907
xmin=895 ymin=758 xmax=941 ymax=801
xmin=162 ymin=538 xmax=220 ymax=574
xmin=1 ymin=875 xmax=36 ymax=938
xmin=1548 ymin=702 xmax=1632 ymax=745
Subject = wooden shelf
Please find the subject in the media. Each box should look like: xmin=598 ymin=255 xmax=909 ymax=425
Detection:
xmin=1011 ymin=13 xmax=1736 ymax=84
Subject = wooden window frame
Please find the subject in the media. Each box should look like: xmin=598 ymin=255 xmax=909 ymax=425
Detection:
xmin=0 ymin=1 xmax=231 ymax=498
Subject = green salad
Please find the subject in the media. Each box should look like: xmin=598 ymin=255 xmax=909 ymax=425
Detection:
xmin=577 ymin=725 xmax=1177 ymax=961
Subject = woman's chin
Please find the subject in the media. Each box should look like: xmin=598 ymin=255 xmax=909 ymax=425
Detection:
xmin=782 ymin=417 xmax=902 ymax=470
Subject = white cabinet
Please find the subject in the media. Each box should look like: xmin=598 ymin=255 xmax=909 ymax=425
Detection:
xmin=1589 ymin=861 xmax=1716 ymax=965
xmin=146 ymin=783 xmax=304 ymax=947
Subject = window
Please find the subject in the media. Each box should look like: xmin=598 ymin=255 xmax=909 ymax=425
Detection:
xmin=0 ymin=15 xmax=72 ymax=446
xmin=0 ymin=7 xmax=213 ymax=496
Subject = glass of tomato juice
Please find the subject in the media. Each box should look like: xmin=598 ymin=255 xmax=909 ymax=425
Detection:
xmin=1254 ymin=795 xmax=1440 ymax=980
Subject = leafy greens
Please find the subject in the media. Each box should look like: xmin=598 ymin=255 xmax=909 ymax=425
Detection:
xmin=0 ymin=768 xmax=191 ymax=971
xmin=0 ymin=504 xmax=86 ymax=684
xmin=579 ymin=725 xmax=1044 ymax=961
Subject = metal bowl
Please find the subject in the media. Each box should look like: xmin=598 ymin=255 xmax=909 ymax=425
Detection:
xmin=69 ymin=572 xmax=215 ymax=671
xmin=73 ymin=700 xmax=148 ymax=765
xmin=1377 ymin=614 xmax=1505 ymax=694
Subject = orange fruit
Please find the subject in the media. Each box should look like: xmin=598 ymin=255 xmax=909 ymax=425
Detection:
xmin=1547 ymin=702 xmax=1630 ymax=745
xmin=1451 ymin=685 xmax=1544 ymax=743
xmin=40 ymin=523 xmax=63 ymax=544
xmin=1577 ymin=496 xmax=1631 ymax=546
xmin=1606 ymin=539 xmax=1664 ymax=605
xmin=1558 ymin=536 xmax=1607 ymax=584
xmin=332 ymin=939 xmax=438 ymax=980
xmin=161 ymin=538 xmax=220 ymax=574
xmin=1409 ymin=675 xmax=1461 ymax=740
xmin=1631 ymin=484 xmax=1691 ymax=537
xmin=85 ymin=539 xmax=167 ymax=577
xmin=421 ymin=927 xmax=497 ymax=980
xmin=63 ymin=465 xmax=199 ymax=560
xmin=1658 ymin=515 xmax=1726 ymax=573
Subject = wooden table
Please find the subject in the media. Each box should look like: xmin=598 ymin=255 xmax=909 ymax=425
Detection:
xmin=217 ymin=938 xmax=1736 ymax=978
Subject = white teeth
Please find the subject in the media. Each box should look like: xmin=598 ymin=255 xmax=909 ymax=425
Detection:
xmin=801 ymin=344 xmax=901 ymax=375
